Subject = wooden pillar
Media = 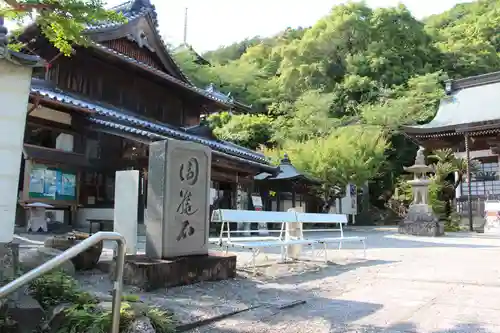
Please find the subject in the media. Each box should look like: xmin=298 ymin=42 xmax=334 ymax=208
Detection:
xmin=465 ymin=133 xmax=473 ymax=231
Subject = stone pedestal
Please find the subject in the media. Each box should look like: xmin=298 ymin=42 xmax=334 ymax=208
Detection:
xmin=0 ymin=242 xmax=19 ymax=284
xmin=141 ymin=139 xmax=236 ymax=288
xmin=286 ymin=208 xmax=303 ymax=259
xmin=398 ymin=204 xmax=444 ymax=237
xmin=109 ymin=252 xmax=236 ymax=291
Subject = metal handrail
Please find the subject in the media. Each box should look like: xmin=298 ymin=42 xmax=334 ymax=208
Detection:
xmin=0 ymin=232 xmax=126 ymax=333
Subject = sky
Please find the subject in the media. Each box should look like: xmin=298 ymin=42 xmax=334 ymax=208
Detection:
xmin=4 ymin=0 xmax=472 ymax=52
xmin=102 ymin=0 xmax=472 ymax=52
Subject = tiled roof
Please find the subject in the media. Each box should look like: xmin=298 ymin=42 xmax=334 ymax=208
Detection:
xmin=84 ymin=0 xmax=193 ymax=86
xmin=404 ymin=79 xmax=500 ymax=134
xmin=89 ymin=118 xmax=274 ymax=170
xmin=83 ymin=4 xmax=150 ymax=33
xmin=84 ymin=0 xmax=248 ymax=108
xmin=30 ymin=80 xmax=272 ymax=169
xmin=0 ymin=16 xmax=43 ymax=67
xmin=205 ymin=83 xmax=253 ymax=111
xmin=255 ymin=154 xmax=321 ymax=185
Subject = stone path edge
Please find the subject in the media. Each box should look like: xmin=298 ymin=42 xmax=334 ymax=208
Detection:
xmin=175 ymin=300 xmax=307 ymax=332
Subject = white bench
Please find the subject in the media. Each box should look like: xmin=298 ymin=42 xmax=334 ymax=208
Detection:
xmin=294 ymin=212 xmax=366 ymax=262
xmin=210 ymin=209 xmax=366 ymax=273
xmin=209 ymin=209 xmax=291 ymax=245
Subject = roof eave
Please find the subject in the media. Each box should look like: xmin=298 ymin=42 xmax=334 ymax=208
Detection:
xmin=30 ymin=81 xmax=271 ymax=166
xmin=403 ymin=125 xmax=457 ymax=135
xmin=89 ymin=42 xmax=233 ymax=108
xmin=0 ymin=46 xmax=45 ymax=68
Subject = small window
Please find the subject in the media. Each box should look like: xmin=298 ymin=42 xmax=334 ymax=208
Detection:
xmin=85 ymin=139 xmax=100 ymax=159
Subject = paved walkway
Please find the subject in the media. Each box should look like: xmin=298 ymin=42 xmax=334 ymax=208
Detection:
xmin=18 ymin=227 xmax=500 ymax=332
xmin=189 ymin=228 xmax=500 ymax=333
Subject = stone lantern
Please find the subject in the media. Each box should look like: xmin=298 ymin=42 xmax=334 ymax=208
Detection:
xmin=398 ymin=147 xmax=444 ymax=236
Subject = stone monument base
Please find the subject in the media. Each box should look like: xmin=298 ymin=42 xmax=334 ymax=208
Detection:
xmin=398 ymin=221 xmax=444 ymax=237
xmin=398 ymin=204 xmax=444 ymax=237
xmin=108 ymin=251 xmax=237 ymax=291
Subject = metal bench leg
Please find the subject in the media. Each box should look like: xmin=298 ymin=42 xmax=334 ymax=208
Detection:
xmin=338 ymin=241 xmax=343 ymax=250
xmin=362 ymin=240 xmax=366 ymax=259
xmin=252 ymin=249 xmax=257 ymax=276
xmin=323 ymin=242 xmax=328 ymax=263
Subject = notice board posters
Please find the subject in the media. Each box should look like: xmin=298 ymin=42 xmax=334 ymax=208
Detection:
xmin=29 ymin=164 xmax=77 ymax=201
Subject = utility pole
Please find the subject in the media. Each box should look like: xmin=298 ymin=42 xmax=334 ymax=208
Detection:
xmin=183 ymin=7 xmax=188 ymax=45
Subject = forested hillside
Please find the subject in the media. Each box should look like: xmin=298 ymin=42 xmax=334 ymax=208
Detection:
xmin=173 ymin=0 xmax=500 ymax=209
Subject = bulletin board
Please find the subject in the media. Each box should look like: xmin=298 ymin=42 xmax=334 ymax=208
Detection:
xmin=28 ymin=164 xmax=77 ymax=201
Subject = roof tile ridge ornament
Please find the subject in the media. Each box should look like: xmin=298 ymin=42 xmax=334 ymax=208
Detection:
xmin=0 ymin=15 xmax=8 ymax=48
xmin=101 ymin=0 xmax=194 ymax=86
xmin=0 ymin=16 xmax=43 ymax=67
xmin=206 ymin=82 xmax=215 ymax=93
xmin=281 ymin=153 xmax=292 ymax=164
xmin=130 ymin=0 xmax=154 ymax=12
xmin=452 ymin=70 xmax=500 ymax=91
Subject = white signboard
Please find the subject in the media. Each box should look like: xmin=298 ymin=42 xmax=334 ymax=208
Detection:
xmin=484 ymin=201 xmax=500 ymax=234
xmin=210 ymin=188 xmax=217 ymax=205
xmin=251 ymin=195 xmax=263 ymax=208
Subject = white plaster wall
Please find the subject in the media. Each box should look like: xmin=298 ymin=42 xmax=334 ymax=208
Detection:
xmin=76 ymin=208 xmax=146 ymax=236
xmin=271 ymin=199 xmax=306 ymax=212
xmin=0 ymin=61 xmax=33 ymax=242
xmin=76 ymin=208 xmax=114 ymax=228
xmin=30 ymin=105 xmax=72 ymax=125
xmin=55 ymin=133 xmax=74 ymax=152
xmin=454 ymin=149 xmax=494 ymax=160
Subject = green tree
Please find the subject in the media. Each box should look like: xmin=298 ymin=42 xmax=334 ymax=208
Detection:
xmin=266 ymin=126 xmax=389 ymax=208
xmin=361 ymin=71 xmax=447 ymax=130
xmin=1 ymin=0 xmax=125 ymax=55
xmin=272 ymin=90 xmax=339 ymax=144
xmin=203 ymin=36 xmax=264 ymax=64
xmin=172 ymin=49 xmax=218 ymax=87
xmin=425 ymin=0 xmax=500 ymax=78
xmin=174 ymin=0 xmax=500 ymax=214
xmin=207 ymin=112 xmax=275 ymax=150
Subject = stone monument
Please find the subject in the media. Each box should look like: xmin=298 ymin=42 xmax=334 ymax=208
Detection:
xmin=398 ymin=146 xmax=444 ymax=237
xmin=146 ymin=139 xmax=211 ymax=258
xmin=112 ymin=139 xmax=236 ymax=291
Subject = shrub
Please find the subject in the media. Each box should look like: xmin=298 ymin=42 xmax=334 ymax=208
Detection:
xmin=28 ymin=271 xmax=97 ymax=308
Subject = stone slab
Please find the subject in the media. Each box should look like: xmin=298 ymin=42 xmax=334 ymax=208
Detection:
xmin=0 ymin=60 xmax=33 ymax=243
xmin=0 ymin=242 xmax=19 ymax=284
xmin=398 ymin=221 xmax=444 ymax=236
xmin=146 ymin=139 xmax=212 ymax=259
xmin=114 ymin=170 xmax=139 ymax=255
xmin=109 ymin=251 xmax=236 ymax=291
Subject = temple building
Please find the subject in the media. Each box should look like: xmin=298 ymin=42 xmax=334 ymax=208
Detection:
xmin=404 ymin=70 xmax=500 ymax=230
xmin=15 ymin=0 xmax=276 ymax=229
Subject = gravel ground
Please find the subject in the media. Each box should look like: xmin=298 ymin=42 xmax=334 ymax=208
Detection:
xmin=18 ymin=227 xmax=500 ymax=333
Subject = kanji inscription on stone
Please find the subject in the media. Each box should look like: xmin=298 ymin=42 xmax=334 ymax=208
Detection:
xmin=146 ymin=139 xmax=211 ymax=259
